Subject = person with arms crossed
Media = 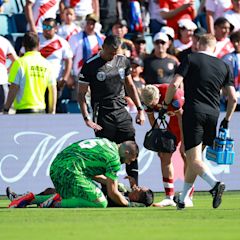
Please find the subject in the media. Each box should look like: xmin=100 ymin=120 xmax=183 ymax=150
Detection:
xmin=78 ymin=35 xmax=145 ymax=185
xmin=8 ymin=138 xmax=152 ymax=208
xmin=3 ymin=32 xmax=57 ymax=114
xmin=163 ymin=34 xmax=237 ymax=209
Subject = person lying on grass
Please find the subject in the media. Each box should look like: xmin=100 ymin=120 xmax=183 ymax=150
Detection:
xmin=6 ymin=176 xmax=153 ymax=208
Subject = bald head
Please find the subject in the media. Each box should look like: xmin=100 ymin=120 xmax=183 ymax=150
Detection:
xmin=198 ymin=34 xmax=217 ymax=52
xmin=119 ymin=141 xmax=139 ymax=164
xmin=120 ymin=140 xmax=139 ymax=156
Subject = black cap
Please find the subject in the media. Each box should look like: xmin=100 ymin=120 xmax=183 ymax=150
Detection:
xmin=113 ymin=19 xmax=128 ymax=27
xmin=131 ymin=57 xmax=144 ymax=67
xmin=132 ymin=33 xmax=146 ymax=44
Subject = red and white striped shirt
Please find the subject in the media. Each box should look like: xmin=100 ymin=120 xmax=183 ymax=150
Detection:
xmin=0 ymin=36 xmax=16 ymax=84
xmin=38 ymin=33 xmax=73 ymax=80
xmin=57 ymin=23 xmax=80 ymax=42
xmin=28 ymin=0 xmax=60 ymax=33
xmin=69 ymin=31 xmax=105 ymax=76
xmin=64 ymin=0 xmax=93 ymax=17
xmin=215 ymin=38 xmax=234 ymax=59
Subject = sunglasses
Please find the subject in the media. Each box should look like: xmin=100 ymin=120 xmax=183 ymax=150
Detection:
xmin=155 ymin=40 xmax=166 ymax=45
xmin=42 ymin=24 xmax=55 ymax=30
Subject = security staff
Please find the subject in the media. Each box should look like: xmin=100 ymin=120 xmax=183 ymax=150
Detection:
xmin=4 ymin=32 xmax=57 ymax=114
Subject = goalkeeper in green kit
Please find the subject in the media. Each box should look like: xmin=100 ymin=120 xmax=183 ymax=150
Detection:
xmin=8 ymin=138 xmax=153 ymax=208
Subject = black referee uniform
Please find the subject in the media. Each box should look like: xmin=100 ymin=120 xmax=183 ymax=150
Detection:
xmin=79 ymin=52 xmax=138 ymax=183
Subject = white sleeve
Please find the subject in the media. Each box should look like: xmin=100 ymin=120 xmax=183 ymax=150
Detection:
xmin=205 ymin=0 xmax=216 ymax=12
xmin=69 ymin=34 xmax=80 ymax=57
xmin=6 ymin=40 xmax=17 ymax=56
xmin=62 ymin=39 xmax=73 ymax=59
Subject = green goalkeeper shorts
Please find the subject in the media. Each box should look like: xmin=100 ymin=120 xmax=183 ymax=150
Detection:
xmin=50 ymin=161 xmax=103 ymax=202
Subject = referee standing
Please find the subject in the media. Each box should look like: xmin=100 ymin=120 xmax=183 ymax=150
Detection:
xmin=78 ymin=35 xmax=145 ymax=185
xmin=163 ymin=34 xmax=237 ymax=209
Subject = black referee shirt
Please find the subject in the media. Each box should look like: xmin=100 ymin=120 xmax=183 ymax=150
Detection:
xmin=79 ymin=53 xmax=131 ymax=110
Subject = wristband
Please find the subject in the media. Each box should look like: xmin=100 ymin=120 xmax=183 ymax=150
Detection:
xmin=136 ymin=105 xmax=144 ymax=111
xmin=83 ymin=115 xmax=91 ymax=121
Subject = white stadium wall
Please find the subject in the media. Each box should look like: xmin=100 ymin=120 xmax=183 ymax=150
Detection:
xmin=0 ymin=113 xmax=239 ymax=194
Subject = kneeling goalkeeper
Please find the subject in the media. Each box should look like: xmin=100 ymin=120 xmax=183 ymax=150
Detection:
xmin=7 ymin=138 xmax=153 ymax=208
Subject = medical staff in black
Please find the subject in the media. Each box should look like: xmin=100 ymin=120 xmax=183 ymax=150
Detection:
xmin=163 ymin=34 xmax=237 ymax=210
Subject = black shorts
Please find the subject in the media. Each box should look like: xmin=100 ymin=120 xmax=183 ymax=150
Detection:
xmin=182 ymin=111 xmax=218 ymax=151
xmin=95 ymin=108 xmax=135 ymax=143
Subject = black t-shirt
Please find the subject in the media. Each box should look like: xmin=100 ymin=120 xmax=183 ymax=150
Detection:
xmin=176 ymin=52 xmax=234 ymax=116
xmin=143 ymin=55 xmax=178 ymax=84
xmin=79 ymin=53 xmax=131 ymax=110
xmin=177 ymin=47 xmax=192 ymax=63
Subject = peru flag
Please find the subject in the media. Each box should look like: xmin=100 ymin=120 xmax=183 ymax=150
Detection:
xmin=129 ymin=0 xmax=143 ymax=32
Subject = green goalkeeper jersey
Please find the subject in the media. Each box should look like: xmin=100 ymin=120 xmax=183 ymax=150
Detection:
xmin=50 ymin=138 xmax=121 ymax=180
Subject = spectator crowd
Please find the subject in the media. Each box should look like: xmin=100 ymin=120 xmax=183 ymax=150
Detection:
xmin=1 ymin=0 xmax=239 ymax=113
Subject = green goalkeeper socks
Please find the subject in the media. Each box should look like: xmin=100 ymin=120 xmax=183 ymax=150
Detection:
xmin=31 ymin=195 xmax=54 ymax=205
xmin=31 ymin=194 xmax=108 ymax=208
xmin=59 ymin=198 xmax=107 ymax=208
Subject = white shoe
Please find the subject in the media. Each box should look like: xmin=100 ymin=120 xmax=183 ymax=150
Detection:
xmin=152 ymin=198 xmax=176 ymax=207
xmin=184 ymin=197 xmax=194 ymax=207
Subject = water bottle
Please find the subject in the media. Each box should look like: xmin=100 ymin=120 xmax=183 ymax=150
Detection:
xmin=218 ymin=128 xmax=229 ymax=140
xmin=226 ymin=138 xmax=234 ymax=151
xmin=213 ymin=137 xmax=226 ymax=151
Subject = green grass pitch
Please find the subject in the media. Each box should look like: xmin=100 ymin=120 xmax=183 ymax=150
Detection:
xmin=0 ymin=192 xmax=240 ymax=240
